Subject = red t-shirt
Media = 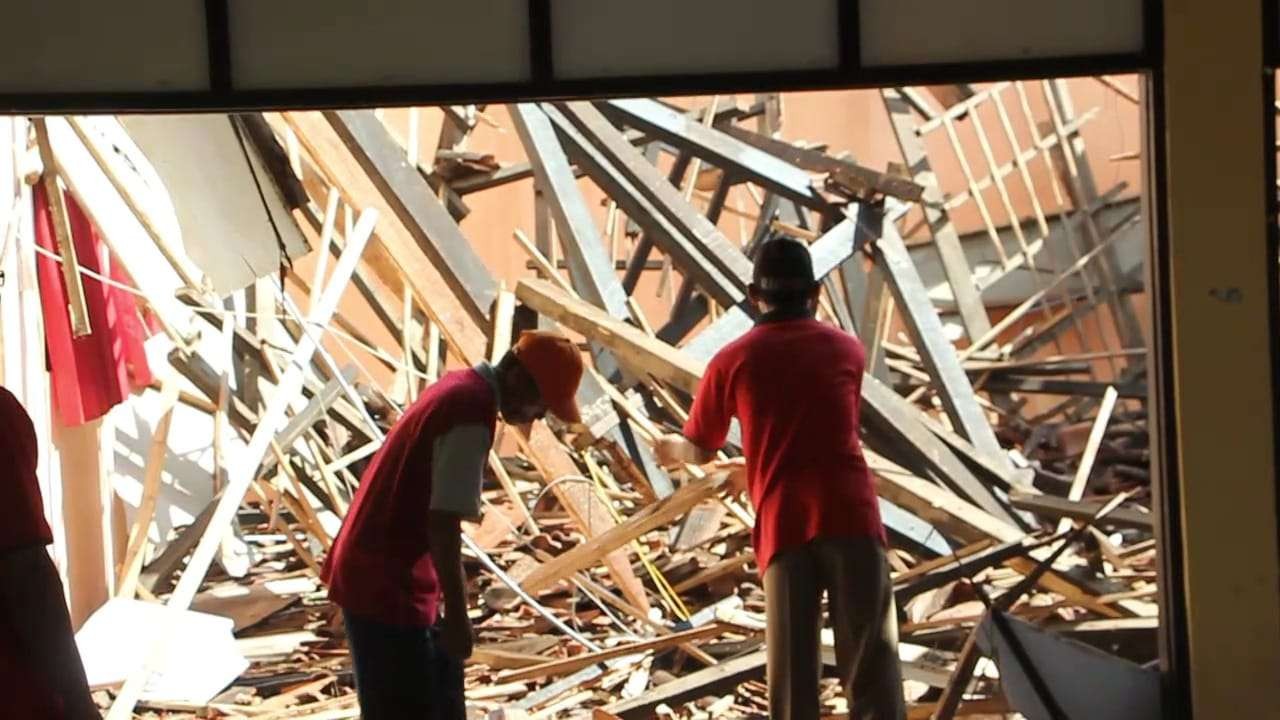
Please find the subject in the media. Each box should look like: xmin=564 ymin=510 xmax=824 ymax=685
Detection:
xmin=684 ymin=317 xmax=886 ymax=574
xmin=0 ymin=386 xmax=64 ymax=718
xmin=322 ymin=369 xmax=497 ymax=626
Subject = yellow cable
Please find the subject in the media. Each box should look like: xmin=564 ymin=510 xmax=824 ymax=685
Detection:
xmin=586 ymin=455 xmax=692 ymax=621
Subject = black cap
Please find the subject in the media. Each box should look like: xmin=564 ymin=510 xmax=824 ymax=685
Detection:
xmin=752 ymin=236 xmax=816 ymax=294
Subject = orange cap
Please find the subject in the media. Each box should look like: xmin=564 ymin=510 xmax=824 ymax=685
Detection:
xmin=512 ymin=330 xmax=584 ymax=423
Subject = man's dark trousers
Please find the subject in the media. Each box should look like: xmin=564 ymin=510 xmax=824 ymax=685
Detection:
xmin=344 ymin=611 xmax=465 ymax=719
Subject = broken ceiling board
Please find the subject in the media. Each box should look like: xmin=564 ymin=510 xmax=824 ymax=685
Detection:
xmin=42 ymin=116 xmax=196 ymax=341
xmin=190 ymin=578 xmax=315 ymax=633
xmin=77 ymin=599 xmax=248 ymax=705
xmin=119 ymin=114 xmax=307 ymax=296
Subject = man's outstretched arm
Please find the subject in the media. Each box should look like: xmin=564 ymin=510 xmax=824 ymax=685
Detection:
xmin=655 ymin=434 xmax=717 ymax=467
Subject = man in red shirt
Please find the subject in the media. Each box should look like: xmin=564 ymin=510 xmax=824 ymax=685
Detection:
xmin=0 ymin=386 xmax=99 ymax=719
xmin=657 ymin=237 xmax=905 ymax=720
xmin=323 ymin=331 xmax=584 ymax=719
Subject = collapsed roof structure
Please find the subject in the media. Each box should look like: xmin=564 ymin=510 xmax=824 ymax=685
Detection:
xmin=0 ymin=77 xmax=1157 ymax=719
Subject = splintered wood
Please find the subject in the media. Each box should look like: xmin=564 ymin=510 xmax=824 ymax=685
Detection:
xmin=82 ymin=80 xmax=1154 ymax=720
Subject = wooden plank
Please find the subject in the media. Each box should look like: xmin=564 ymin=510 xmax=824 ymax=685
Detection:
xmin=519 ymin=472 xmax=728 ymax=593
xmin=1009 ymin=493 xmax=1152 ymax=531
xmin=115 ymin=380 xmax=181 ymax=598
xmin=323 ymin=110 xmax=497 ymax=330
xmin=718 ymin=123 xmax=924 ymax=201
xmin=489 ymin=287 xmax=516 ymax=364
xmin=499 ymin=622 xmax=736 ymax=683
xmin=875 ymin=214 xmax=1007 ymax=469
xmin=1043 ymin=80 xmax=1146 ymax=351
xmin=1060 ymin=385 xmax=1120 ymax=535
xmin=549 ymin=102 xmax=747 ymax=307
xmin=518 ymin=278 xmax=703 ymax=393
xmin=605 ymin=649 xmax=767 ymax=719
xmin=32 ymin=118 xmax=92 ymax=337
xmin=981 ymin=375 xmax=1145 ymax=399
xmin=601 ymin=99 xmax=827 ymax=211
xmin=881 ymin=88 xmax=991 ymax=342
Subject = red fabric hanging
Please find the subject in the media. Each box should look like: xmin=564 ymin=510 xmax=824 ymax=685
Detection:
xmin=33 ymin=183 xmax=154 ymax=427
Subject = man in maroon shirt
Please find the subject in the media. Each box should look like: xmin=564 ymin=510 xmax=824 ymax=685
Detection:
xmin=323 ymin=331 xmax=584 ymax=719
xmin=0 ymin=386 xmax=99 ymax=719
xmin=657 ymin=237 xmax=905 ymax=720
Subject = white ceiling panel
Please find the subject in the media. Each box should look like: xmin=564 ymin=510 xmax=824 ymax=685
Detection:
xmin=230 ymin=0 xmax=531 ymax=89
xmin=859 ymin=0 xmax=1144 ymax=66
xmin=0 ymin=0 xmax=208 ymax=93
xmin=552 ymin=0 xmax=841 ymax=79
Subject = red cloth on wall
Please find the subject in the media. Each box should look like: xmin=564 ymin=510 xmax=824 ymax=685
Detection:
xmin=33 ymin=183 xmax=153 ymax=427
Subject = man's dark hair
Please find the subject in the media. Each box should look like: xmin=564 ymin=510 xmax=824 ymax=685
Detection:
xmin=750 ymin=235 xmax=818 ymax=308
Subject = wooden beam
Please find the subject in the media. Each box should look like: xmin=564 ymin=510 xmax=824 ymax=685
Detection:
xmin=499 ymin=622 xmax=737 ymax=683
xmin=519 ymin=472 xmax=728 ymax=593
xmin=32 ymin=118 xmax=91 ymax=337
xmin=509 ymin=103 xmax=672 ymax=497
xmin=980 ymin=375 xmax=1145 ymax=399
xmin=1009 ymin=492 xmax=1152 ymax=531
xmin=874 ymin=216 xmax=1008 ymax=468
xmin=881 ymin=88 xmax=991 ymax=342
xmin=601 ymin=99 xmax=827 ymax=211
xmin=323 ymin=110 xmax=497 ymax=330
xmin=719 ymin=123 xmax=924 ymax=202
xmin=115 ymin=380 xmax=180 ymax=598
xmin=548 ymin=103 xmax=745 ymax=308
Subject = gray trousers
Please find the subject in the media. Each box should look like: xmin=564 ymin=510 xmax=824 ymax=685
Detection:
xmin=764 ymin=536 xmax=906 ymax=720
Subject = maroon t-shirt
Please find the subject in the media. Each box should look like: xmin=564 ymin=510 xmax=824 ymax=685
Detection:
xmin=684 ymin=318 xmax=886 ymax=574
xmin=0 ymin=386 xmax=64 ymax=718
xmin=322 ymin=369 xmax=497 ymax=626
